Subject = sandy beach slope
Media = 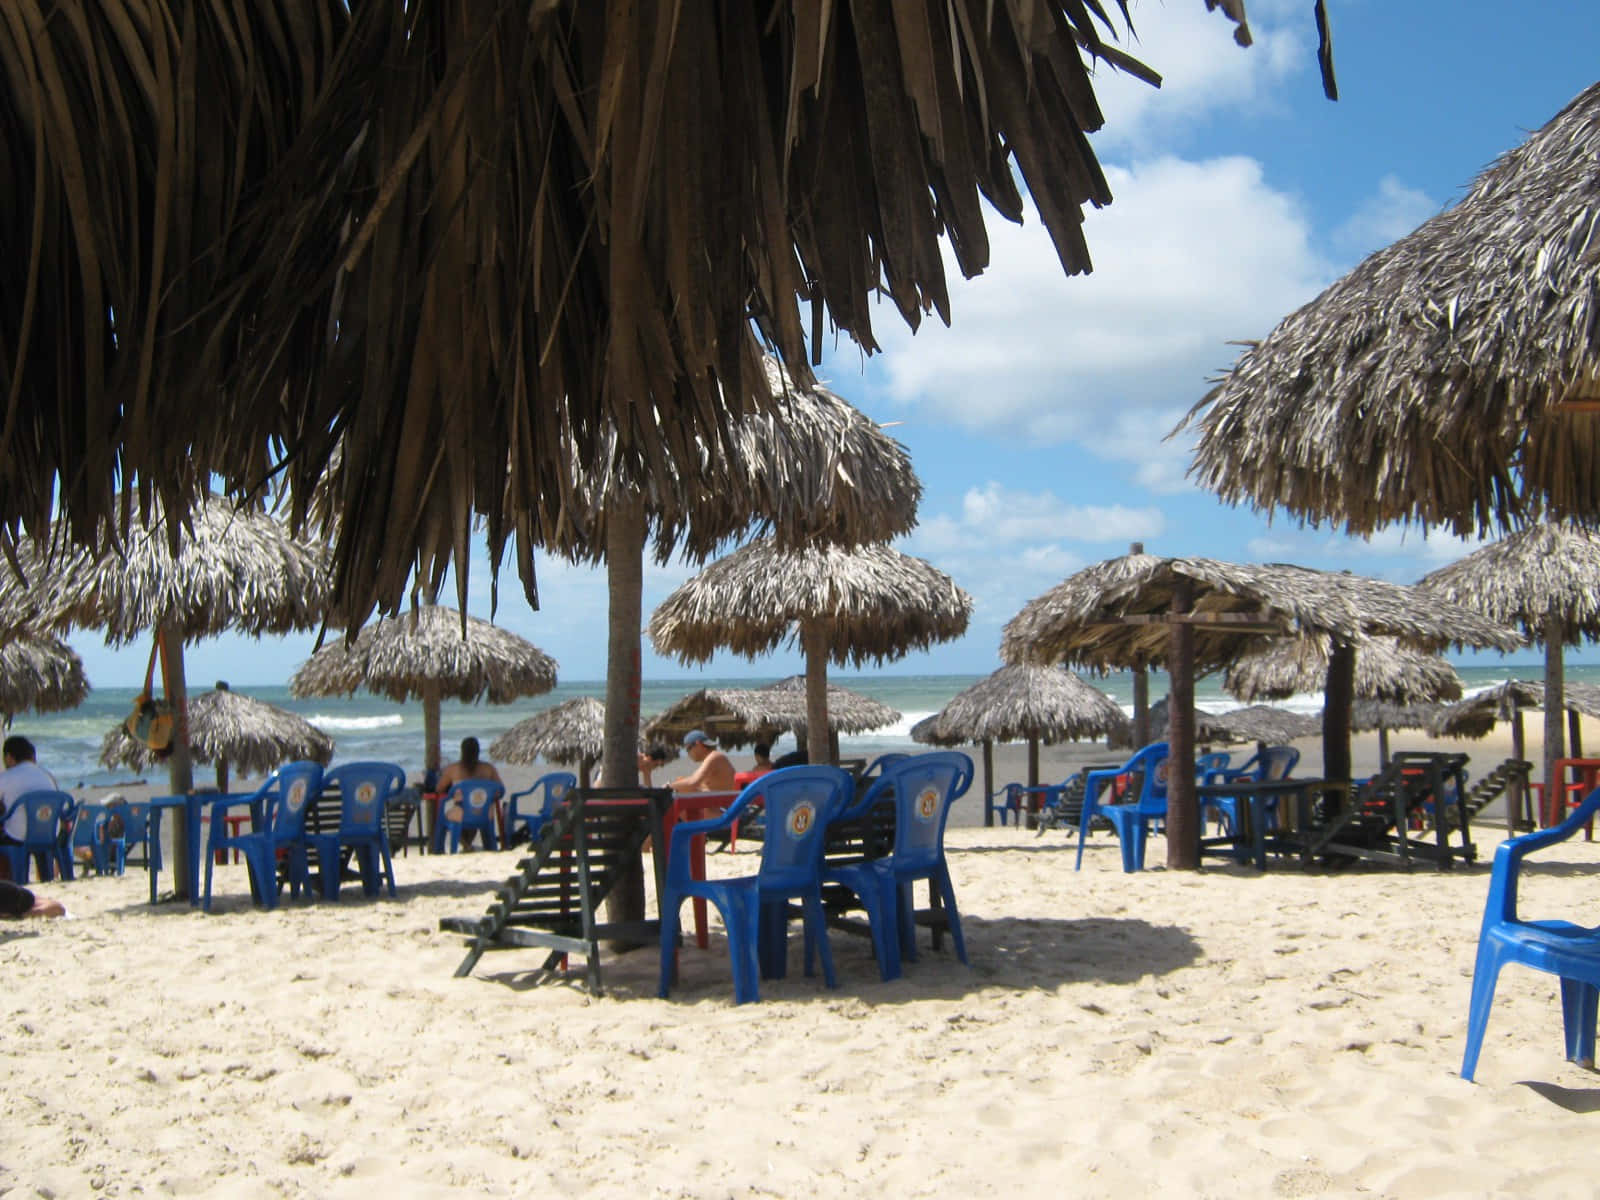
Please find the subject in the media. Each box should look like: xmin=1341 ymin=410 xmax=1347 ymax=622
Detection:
xmin=4 ymin=745 xmax=1598 ymax=1198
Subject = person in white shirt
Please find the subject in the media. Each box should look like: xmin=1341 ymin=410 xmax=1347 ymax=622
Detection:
xmin=0 ymin=736 xmax=59 ymax=845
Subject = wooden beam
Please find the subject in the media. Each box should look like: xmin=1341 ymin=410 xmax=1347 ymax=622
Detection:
xmin=1167 ymin=580 xmax=1199 ymax=870
xmin=1109 ymin=612 xmax=1285 ymax=632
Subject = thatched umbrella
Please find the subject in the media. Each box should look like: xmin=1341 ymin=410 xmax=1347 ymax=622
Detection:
xmin=1184 ymin=82 xmax=1600 ymax=541
xmin=1002 ymin=554 xmax=1521 ymax=868
xmin=489 ymin=698 xmax=605 ymax=790
xmin=1430 ymin=681 xmax=1547 ymax=830
xmin=0 ymin=632 xmax=89 ymax=721
xmin=290 ymin=605 xmax=557 ymax=778
xmin=1121 ymin=696 xmax=1241 ymax=748
xmin=1211 ymin=705 xmax=1322 ymax=746
xmin=1 ymin=493 xmax=331 ymax=802
xmin=911 ymin=664 xmax=1129 ymax=824
xmin=1418 ymin=522 xmax=1600 ymax=807
xmin=1351 ymin=699 xmax=1449 ymax=752
xmin=643 ymin=679 xmax=899 ymax=753
xmin=99 ymin=682 xmax=334 ymax=793
xmin=543 ymin=357 xmax=920 ymax=798
xmin=1225 ymin=635 xmax=1464 ymax=766
xmin=649 ymin=540 xmax=971 ymax=766
xmin=5 ymin=4 xmax=1335 ymax=630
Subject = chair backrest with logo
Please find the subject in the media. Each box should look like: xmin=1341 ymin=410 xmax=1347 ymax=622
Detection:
xmin=884 ymin=752 xmax=974 ymax=873
xmin=325 ymin=762 xmax=406 ymax=836
xmin=266 ymin=762 xmax=326 ymax=842
xmin=752 ymin=766 xmax=854 ymax=889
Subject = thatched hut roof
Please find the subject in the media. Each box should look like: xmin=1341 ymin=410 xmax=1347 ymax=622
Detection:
xmin=911 ymin=665 xmax=1129 ymax=747
xmin=1184 ymin=82 xmax=1600 ymax=536
xmin=642 ymin=682 xmax=900 ymax=751
xmin=490 ymin=698 xmax=605 ymax=768
xmin=0 ymin=633 xmax=89 ymax=718
xmin=1001 ymin=555 xmax=1522 ymax=674
xmin=1212 ymin=705 xmax=1322 ymax=745
xmin=5 ymin=4 xmax=1332 ymax=629
xmin=1429 ymin=681 xmax=1546 ymax=740
xmin=543 ymin=357 xmax=921 ymax=564
xmin=1559 ymin=680 xmax=1600 ymax=719
xmin=99 ymin=687 xmax=334 ymax=776
xmin=290 ymin=605 xmax=557 ymax=705
xmin=1224 ymin=635 xmax=1463 ymax=705
xmin=2 ymin=493 xmax=331 ymax=646
xmin=1417 ymin=522 xmax=1600 ymax=643
xmin=1350 ymin=699 xmax=1447 ymax=735
xmin=648 ymin=540 xmax=971 ymax=667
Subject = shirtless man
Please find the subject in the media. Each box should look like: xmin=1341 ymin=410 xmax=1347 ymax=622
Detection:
xmin=668 ymin=730 xmax=738 ymax=793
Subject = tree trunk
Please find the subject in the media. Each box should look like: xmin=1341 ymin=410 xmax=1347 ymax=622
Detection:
xmin=603 ymin=498 xmax=647 ymax=936
xmin=802 ymin=618 xmax=833 ymax=766
xmin=1323 ymin=641 xmax=1355 ymax=783
xmin=216 ymin=758 xmax=230 ymax=794
xmin=422 ymin=679 xmax=443 ymax=776
xmin=1543 ymin=614 xmax=1566 ymax=831
xmin=1166 ymin=581 xmax=1198 ymax=870
xmin=1377 ymin=725 xmax=1391 ymax=770
xmin=158 ymin=623 xmax=194 ymax=899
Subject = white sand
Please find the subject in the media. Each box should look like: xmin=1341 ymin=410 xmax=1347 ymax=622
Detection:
xmin=6 ymin=725 xmax=1595 ymax=1196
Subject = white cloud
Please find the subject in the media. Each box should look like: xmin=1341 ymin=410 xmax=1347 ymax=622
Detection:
xmin=1244 ymin=524 xmax=1492 ymax=580
xmin=1085 ymin=0 xmax=1307 ymax=152
xmin=876 ymin=155 xmax=1333 ymax=482
xmin=1333 ymin=174 xmax=1440 ymax=257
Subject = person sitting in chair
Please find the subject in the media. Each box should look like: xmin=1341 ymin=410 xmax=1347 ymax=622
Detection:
xmin=668 ymin=730 xmax=738 ymax=794
xmin=438 ymin=737 xmax=503 ymax=850
xmin=734 ymin=742 xmax=776 ymax=789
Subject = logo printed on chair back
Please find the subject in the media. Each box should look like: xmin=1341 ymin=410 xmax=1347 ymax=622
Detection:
xmin=785 ymin=800 xmax=817 ymax=839
xmin=468 ymin=787 xmax=489 ymax=813
xmin=551 ymin=783 xmax=566 ymax=799
xmin=355 ymin=782 xmax=378 ymax=810
xmin=286 ymin=781 xmax=308 ymax=812
xmin=34 ymin=802 xmax=51 ymax=822
xmin=914 ymin=786 xmax=940 ymax=823
xmin=1154 ymin=761 xmax=1169 ymax=785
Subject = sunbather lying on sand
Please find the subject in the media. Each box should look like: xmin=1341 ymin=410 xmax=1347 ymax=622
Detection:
xmin=0 ymin=880 xmax=65 ymax=919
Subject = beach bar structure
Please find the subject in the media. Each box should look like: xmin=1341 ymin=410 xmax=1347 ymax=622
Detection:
xmin=1003 ymin=554 xmax=1520 ymax=869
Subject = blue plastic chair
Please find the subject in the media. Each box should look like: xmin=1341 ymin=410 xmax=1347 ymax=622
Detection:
xmin=111 ymin=802 xmax=159 ymax=877
xmin=202 ymin=762 xmax=325 ymax=911
xmin=438 ymin=779 xmax=506 ymax=852
xmin=507 ymin=772 xmax=577 ymax=847
xmin=863 ymin=753 xmax=910 ymax=779
xmin=1 ymin=790 xmax=75 ymax=884
xmin=1077 ymin=742 xmax=1170 ymax=872
xmin=657 ymin=765 xmax=853 ymax=1005
xmin=1460 ymin=787 xmax=1600 ymax=1082
xmin=307 ymin=762 xmax=406 ymax=900
xmin=1200 ymin=745 xmax=1299 ymax=834
xmin=68 ymin=803 xmax=119 ymax=875
xmin=820 ymin=751 xmax=975 ymax=980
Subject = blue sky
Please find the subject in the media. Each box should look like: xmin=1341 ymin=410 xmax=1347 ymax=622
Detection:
xmin=73 ymin=0 xmax=1600 ymax=688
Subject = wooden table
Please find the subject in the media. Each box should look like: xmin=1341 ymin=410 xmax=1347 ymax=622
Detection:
xmin=1195 ymin=778 xmax=1348 ymax=870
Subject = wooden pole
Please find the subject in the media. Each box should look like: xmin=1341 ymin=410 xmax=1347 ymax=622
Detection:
xmin=802 ymin=619 xmax=833 ymax=766
xmin=1570 ymin=708 xmax=1584 ymax=758
xmin=1166 ymin=580 xmax=1198 ymax=870
xmin=1322 ymin=641 xmax=1355 ymax=784
xmin=1026 ymin=736 xmax=1041 ymax=829
xmin=981 ymin=740 xmax=995 ymax=827
xmin=1132 ymin=665 xmax=1150 ymax=748
xmin=1512 ymin=708 xmax=1528 ymax=834
xmin=158 ymin=622 xmax=194 ymax=899
xmin=1543 ymin=614 xmax=1566 ymax=831
xmin=1129 ymin=545 xmax=1150 ymax=748
xmin=1377 ymin=725 xmax=1391 ymax=770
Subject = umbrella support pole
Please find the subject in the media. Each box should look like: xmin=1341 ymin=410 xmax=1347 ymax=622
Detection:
xmin=1166 ymin=581 xmax=1199 ymax=870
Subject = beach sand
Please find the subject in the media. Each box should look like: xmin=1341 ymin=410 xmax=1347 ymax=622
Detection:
xmin=6 ymin=725 xmax=1594 ymax=1197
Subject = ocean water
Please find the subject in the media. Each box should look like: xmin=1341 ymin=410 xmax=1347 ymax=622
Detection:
xmin=23 ymin=665 xmax=1587 ymax=789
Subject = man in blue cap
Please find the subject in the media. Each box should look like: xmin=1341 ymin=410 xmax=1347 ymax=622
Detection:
xmin=670 ymin=729 xmax=738 ymax=794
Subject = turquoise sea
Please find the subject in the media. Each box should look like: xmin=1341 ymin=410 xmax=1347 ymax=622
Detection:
xmin=22 ymin=665 xmax=1592 ymax=789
